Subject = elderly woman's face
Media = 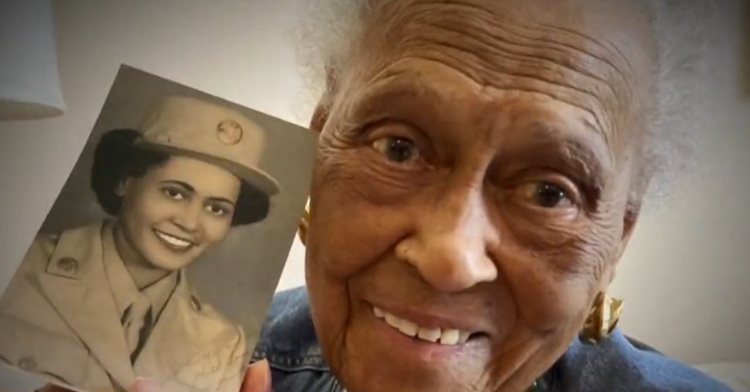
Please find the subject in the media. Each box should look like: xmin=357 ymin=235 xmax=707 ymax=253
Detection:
xmin=306 ymin=0 xmax=654 ymax=391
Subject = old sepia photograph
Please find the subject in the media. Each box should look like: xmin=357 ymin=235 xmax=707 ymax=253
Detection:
xmin=0 ymin=65 xmax=317 ymax=392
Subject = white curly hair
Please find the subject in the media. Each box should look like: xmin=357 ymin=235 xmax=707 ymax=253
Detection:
xmin=293 ymin=0 xmax=714 ymax=210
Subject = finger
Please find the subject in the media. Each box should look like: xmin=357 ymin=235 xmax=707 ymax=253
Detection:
xmin=36 ymin=383 xmax=96 ymax=392
xmin=130 ymin=377 xmax=162 ymax=392
xmin=36 ymin=384 xmax=69 ymax=392
xmin=37 ymin=380 xmax=160 ymax=392
xmin=241 ymin=359 xmax=273 ymax=392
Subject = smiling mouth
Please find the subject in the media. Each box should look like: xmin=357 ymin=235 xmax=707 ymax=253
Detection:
xmin=373 ymin=306 xmax=482 ymax=346
xmin=153 ymin=229 xmax=196 ymax=251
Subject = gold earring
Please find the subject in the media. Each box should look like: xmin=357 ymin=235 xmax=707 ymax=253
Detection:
xmin=579 ymin=292 xmax=624 ymax=345
xmin=297 ymin=200 xmax=310 ymax=246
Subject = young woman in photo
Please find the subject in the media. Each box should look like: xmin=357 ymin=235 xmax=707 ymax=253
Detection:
xmin=0 ymin=95 xmax=280 ymax=392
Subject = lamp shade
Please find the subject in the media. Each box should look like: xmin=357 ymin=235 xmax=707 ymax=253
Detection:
xmin=0 ymin=0 xmax=66 ymax=121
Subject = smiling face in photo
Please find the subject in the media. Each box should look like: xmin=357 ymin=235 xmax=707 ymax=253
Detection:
xmin=116 ymin=154 xmax=241 ymax=271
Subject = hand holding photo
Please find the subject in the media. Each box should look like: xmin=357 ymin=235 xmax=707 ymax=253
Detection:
xmin=0 ymin=65 xmax=317 ymax=392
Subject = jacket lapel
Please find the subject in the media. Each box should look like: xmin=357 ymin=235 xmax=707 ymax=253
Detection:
xmin=135 ymin=271 xmax=194 ymax=375
xmin=135 ymin=272 xmax=230 ymax=390
xmin=35 ymin=222 xmax=135 ymax=390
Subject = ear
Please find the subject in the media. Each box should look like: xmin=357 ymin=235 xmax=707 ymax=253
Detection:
xmin=605 ymin=197 xmax=642 ymax=288
xmin=594 ymin=205 xmax=640 ymax=291
xmin=618 ymin=204 xmax=640 ymax=258
xmin=613 ymin=165 xmax=652 ymax=262
xmin=309 ymin=103 xmax=329 ymax=135
xmin=115 ymin=178 xmax=131 ymax=197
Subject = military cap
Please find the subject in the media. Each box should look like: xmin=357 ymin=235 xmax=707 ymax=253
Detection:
xmin=135 ymin=94 xmax=280 ymax=197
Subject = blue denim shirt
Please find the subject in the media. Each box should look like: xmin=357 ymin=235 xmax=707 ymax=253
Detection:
xmin=251 ymin=287 xmax=732 ymax=392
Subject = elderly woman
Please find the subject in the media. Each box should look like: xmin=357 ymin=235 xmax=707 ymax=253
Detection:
xmin=46 ymin=0 xmax=732 ymax=391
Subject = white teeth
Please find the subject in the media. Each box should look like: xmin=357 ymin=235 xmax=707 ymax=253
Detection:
xmin=373 ymin=306 xmax=471 ymax=346
xmin=155 ymin=231 xmax=192 ymax=248
xmin=397 ymin=319 xmax=419 ymax=337
xmin=458 ymin=330 xmax=471 ymax=344
xmin=417 ymin=327 xmax=441 ymax=342
xmin=384 ymin=312 xmax=419 ymax=339
xmin=440 ymin=329 xmax=460 ymax=345
xmin=384 ymin=313 xmax=400 ymax=329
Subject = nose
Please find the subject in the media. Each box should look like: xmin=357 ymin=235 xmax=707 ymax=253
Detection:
xmin=396 ymin=187 xmax=499 ymax=293
xmin=172 ymin=200 xmax=202 ymax=234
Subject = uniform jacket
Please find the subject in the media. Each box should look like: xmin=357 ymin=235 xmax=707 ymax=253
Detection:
xmin=0 ymin=221 xmax=248 ymax=392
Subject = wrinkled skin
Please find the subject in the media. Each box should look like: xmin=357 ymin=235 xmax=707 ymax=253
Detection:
xmin=304 ymin=1 xmax=656 ymax=392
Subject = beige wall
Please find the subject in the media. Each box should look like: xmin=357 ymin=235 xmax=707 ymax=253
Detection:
xmin=608 ymin=0 xmax=750 ymax=365
xmin=0 ymin=0 xmax=747 ymax=370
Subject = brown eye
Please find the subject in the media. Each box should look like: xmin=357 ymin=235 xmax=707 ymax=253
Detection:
xmin=162 ymin=187 xmax=185 ymax=200
xmin=371 ymin=136 xmax=420 ymax=164
xmin=205 ymin=204 xmax=230 ymax=217
xmin=518 ymin=181 xmax=574 ymax=209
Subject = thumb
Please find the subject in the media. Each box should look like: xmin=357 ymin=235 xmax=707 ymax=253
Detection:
xmin=241 ymin=359 xmax=273 ymax=392
xmin=130 ymin=377 xmax=162 ymax=392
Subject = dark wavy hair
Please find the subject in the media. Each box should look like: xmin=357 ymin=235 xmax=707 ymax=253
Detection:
xmin=90 ymin=129 xmax=270 ymax=226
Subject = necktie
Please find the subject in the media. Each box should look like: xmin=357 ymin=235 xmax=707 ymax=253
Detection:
xmin=122 ymin=292 xmax=152 ymax=361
